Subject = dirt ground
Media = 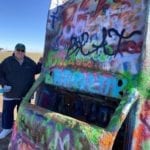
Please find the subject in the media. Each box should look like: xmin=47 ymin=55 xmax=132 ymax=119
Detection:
xmin=0 ymin=95 xmax=12 ymax=150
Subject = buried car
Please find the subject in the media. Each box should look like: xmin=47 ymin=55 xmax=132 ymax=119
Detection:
xmin=9 ymin=0 xmax=150 ymax=150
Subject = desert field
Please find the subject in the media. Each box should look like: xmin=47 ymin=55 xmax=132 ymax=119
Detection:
xmin=0 ymin=51 xmax=43 ymax=62
xmin=0 ymin=51 xmax=43 ymax=149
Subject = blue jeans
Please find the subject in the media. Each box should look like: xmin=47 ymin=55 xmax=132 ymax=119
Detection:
xmin=2 ymin=100 xmax=21 ymax=129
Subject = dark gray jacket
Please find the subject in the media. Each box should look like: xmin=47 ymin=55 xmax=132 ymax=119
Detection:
xmin=0 ymin=55 xmax=42 ymax=98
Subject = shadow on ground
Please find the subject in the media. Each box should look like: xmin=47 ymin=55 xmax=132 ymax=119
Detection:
xmin=0 ymin=113 xmax=11 ymax=150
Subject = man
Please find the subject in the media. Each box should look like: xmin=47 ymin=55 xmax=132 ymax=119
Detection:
xmin=0 ymin=43 xmax=42 ymax=139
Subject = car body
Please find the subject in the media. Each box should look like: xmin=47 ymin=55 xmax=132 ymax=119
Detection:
xmin=9 ymin=0 xmax=150 ymax=149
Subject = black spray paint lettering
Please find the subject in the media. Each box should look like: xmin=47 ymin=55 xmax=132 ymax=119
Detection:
xmin=66 ymin=27 xmax=142 ymax=59
xmin=49 ymin=0 xmax=75 ymax=29
xmin=50 ymin=5 xmax=63 ymax=29
xmin=66 ymin=32 xmax=89 ymax=58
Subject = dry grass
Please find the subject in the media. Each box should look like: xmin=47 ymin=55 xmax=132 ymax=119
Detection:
xmin=0 ymin=51 xmax=42 ymax=62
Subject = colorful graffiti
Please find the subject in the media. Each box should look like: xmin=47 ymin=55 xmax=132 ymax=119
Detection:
xmin=45 ymin=0 xmax=146 ymax=75
xmin=9 ymin=88 xmax=138 ymax=149
xmin=132 ymin=100 xmax=150 ymax=150
xmin=9 ymin=105 xmax=100 ymax=149
xmin=9 ymin=0 xmax=150 ymax=150
xmin=45 ymin=67 xmax=127 ymax=98
xmin=45 ymin=0 xmax=150 ymax=149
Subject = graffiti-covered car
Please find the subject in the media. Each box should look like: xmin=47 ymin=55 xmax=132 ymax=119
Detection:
xmin=9 ymin=0 xmax=150 ymax=150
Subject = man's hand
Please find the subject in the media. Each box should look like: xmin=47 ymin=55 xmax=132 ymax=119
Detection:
xmin=38 ymin=57 xmax=43 ymax=64
xmin=3 ymin=85 xmax=12 ymax=93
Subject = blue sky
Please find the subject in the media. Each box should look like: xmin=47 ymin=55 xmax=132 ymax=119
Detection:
xmin=0 ymin=0 xmax=50 ymax=53
xmin=0 ymin=1 xmax=149 ymax=53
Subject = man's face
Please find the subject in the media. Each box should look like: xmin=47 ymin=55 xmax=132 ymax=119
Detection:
xmin=14 ymin=49 xmax=25 ymax=60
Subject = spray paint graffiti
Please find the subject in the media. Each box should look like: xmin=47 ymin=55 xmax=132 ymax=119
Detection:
xmin=132 ymin=100 xmax=150 ymax=150
xmin=46 ymin=67 xmax=127 ymax=98
xmin=9 ymin=105 xmax=99 ymax=150
xmin=9 ymin=86 xmax=139 ymax=149
xmin=66 ymin=28 xmax=142 ymax=59
xmin=45 ymin=0 xmax=150 ymax=149
xmin=9 ymin=0 xmax=150 ymax=150
xmin=45 ymin=0 xmax=145 ymax=75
